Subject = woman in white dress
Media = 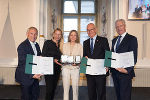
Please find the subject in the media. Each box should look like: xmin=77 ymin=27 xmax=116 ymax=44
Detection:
xmin=62 ymin=30 xmax=83 ymax=100
xmin=142 ymin=5 xmax=147 ymax=18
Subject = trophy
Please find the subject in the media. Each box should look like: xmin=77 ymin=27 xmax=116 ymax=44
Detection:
xmin=61 ymin=55 xmax=81 ymax=64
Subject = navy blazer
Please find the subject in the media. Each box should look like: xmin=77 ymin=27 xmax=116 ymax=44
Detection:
xmin=83 ymin=35 xmax=110 ymax=59
xmin=111 ymin=33 xmax=138 ymax=78
xmin=15 ymin=39 xmax=41 ymax=85
xmin=83 ymin=36 xmax=110 ymax=76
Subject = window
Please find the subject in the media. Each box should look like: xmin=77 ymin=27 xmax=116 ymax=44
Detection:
xmin=62 ymin=0 xmax=97 ymax=44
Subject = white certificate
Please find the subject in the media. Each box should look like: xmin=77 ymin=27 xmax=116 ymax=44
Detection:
xmin=111 ymin=51 xmax=134 ymax=68
xmin=119 ymin=51 xmax=134 ymax=68
xmin=86 ymin=59 xmax=106 ymax=75
xmin=31 ymin=56 xmax=53 ymax=75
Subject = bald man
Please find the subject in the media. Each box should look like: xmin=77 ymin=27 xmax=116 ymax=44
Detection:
xmin=83 ymin=23 xmax=110 ymax=100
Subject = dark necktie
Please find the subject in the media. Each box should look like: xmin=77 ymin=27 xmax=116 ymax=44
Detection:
xmin=90 ymin=38 xmax=93 ymax=54
xmin=116 ymin=36 xmax=122 ymax=51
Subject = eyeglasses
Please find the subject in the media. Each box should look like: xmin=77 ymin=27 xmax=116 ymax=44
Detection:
xmin=87 ymin=28 xmax=95 ymax=32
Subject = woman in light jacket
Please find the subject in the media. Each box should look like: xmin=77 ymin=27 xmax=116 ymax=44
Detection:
xmin=62 ymin=30 xmax=83 ymax=100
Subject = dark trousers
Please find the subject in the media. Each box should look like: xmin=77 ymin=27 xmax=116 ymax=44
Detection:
xmin=86 ymin=74 xmax=106 ymax=100
xmin=45 ymin=72 xmax=60 ymax=100
xmin=112 ymin=73 xmax=132 ymax=100
xmin=20 ymin=79 xmax=39 ymax=100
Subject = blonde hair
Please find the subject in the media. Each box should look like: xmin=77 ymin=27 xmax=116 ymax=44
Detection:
xmin=53 ymin=28 xmax=64 ymax=52
xmin=68 ymin=30 xmax=79 ymax=43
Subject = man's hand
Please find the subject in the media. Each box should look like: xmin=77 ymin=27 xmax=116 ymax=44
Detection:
xmin=32 ymin=74 xmax=42 ymax=80
xmin=115 ymin=68 xmax=128 ymax=74
xmin=105 ymin=67 xmax=109 ymax=72
xmin=85 ymin=56 xmax=88 ymax=59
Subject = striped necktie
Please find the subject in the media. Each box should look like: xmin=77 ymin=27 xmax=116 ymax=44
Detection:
xmin=115 ymin=36 xmax=122 ymax=51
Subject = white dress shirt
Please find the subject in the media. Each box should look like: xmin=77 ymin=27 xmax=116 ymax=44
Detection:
xmin=114 ymin=32 xmax=127 ymax=52
xmin=29 ymin=40 xmax=37 ymax=56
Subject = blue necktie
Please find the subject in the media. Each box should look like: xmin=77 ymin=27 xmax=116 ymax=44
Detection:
xmin=116 ymin=36 xmax=122 ymax=51
xmin=90 ymin=38 xmax=93 ymax=55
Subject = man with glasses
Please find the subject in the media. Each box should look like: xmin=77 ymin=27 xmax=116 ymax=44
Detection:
xmin=83 ymin=23 xmax=110 ymax=100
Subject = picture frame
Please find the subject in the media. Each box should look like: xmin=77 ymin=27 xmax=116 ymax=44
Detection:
xmin=128 ymin=0 xmax=150 ymax=20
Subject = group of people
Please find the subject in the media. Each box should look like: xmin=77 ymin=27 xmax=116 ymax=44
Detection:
xmin=15 ymin=19 xmax=138 ymax=100
xmin=134 ymin=4 xmax=150 ymax=18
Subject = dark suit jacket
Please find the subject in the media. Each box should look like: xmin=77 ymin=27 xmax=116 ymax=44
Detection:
xmin=111 ymin=33 xmax=138 ymax=78
xmin=147 ymin=6 xmax=150 ymax=10
xmin=83 ymin=35 xmax=110 ymax=75
xmin=83 ymin=35 xmax=110 ymax=59
xmin=15 ymin=39 xmax=41 ymax=85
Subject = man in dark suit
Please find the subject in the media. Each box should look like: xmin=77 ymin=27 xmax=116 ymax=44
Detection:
xmin=147 ymin=4 xmax=150 ymax=11
xmin=15 ymin=27 xmax=42 ymax=100
xmin=83 ymin=23 xmax=110 ymax=100
xmin=111 ymin=19 xmax=138 ymax=100
xmin=147 ymin=4 xmax=150 ymax=15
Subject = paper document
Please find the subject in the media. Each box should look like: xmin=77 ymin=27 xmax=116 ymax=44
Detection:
xmin=25 ymin=54 xmax=53 ymax=75
xmin=86 ymin=59 xmax=106 ymax=75
xmin=104 ymin=51 xmax=134 ymax=68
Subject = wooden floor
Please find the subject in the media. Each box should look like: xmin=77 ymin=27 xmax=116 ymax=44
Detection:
xmin=0 ymin=85 xmax=150 ymax=100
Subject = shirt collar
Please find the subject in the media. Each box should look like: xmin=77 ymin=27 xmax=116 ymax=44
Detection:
xmin=91 ymin=34 xmax=97 ymax=40
xmin=29 ymin=39 xmax=36 ymax=45
xmin=119 ymin=32 xmax=127 ymax=37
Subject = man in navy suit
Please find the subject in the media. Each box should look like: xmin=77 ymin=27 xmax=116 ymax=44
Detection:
xmin=147 ymin=4 xmax=150 ymax=11
xmin=83 ymin=23 xmax=110 ymax=100
xmin=15 ymin=27 xmax=42 ymax=100
xmin=111 ymin=19 xmax=138 ymax=100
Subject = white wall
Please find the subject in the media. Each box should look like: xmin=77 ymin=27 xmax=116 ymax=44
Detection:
xmin=0 ymin=0 xmax=61 ymax=85
xmin=0 ymin=0 xmax=39 ymax=59
xmin=117 ymin=0 xmax=150 ymax=67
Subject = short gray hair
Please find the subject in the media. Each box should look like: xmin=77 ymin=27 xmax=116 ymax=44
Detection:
xmin=26 ymin=27 xmax=38 ymax=34
xmin=115 ymin=19 xmax=126 ymax=26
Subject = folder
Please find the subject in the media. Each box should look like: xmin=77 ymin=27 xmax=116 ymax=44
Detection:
xmin=25 ymin=54 xmax=34 ymax=74
xmin=104 ymin=51 xmax=134 ymax=68
xmin=104 ymin=51 xmax=112 ymax=67
xmin=79 ymin=57 xmax=87 ymax=74
xmin=25 ymin=54 xmax=54 ymax=75
xmin=86 ymin=59 xmax=106 ymax=75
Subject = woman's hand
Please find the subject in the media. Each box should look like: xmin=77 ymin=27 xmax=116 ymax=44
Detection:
xmin=72 ymin=63 xmax=77 ymax=66
xmin=54 ymin=59 xmax=62 ymax=66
